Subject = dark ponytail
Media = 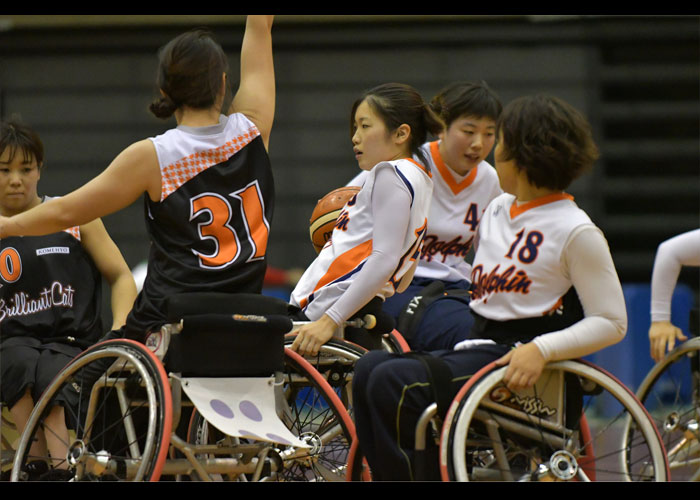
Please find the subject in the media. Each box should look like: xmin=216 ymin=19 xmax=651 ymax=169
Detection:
xmin=149 ymin=94 xmax=180 ymax=120
xmin=148 ymin=28 xmax=229 ymax=120
xmin=350 ymin=83 xmax=445 ymax=165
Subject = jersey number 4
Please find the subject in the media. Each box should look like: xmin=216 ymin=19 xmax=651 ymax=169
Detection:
xmin=189 ymin=182 xmax=270 ymax=270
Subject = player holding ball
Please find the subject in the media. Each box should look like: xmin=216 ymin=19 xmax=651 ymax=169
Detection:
xmin=289 ymin=83 xmax=443 ymax=356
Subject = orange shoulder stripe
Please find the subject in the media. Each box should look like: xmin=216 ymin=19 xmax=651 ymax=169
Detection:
xmin=404 ymin=157 xmax=432 ymax=178
xmin=160 ymin=125 xmax=259 ymax=201
xmin=509 ymin=192 xmax=574 ymax=219
xmin=63 ymin=226 xmax=81 ymax=241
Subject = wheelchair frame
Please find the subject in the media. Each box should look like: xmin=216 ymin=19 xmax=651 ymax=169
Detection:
xmin=10 ymin=317 xmax=361 ymax=482
xmin=627 ymin=336 xmax=700 ymax=481
xmin=346 ymin=358 xmax=670 ymax=482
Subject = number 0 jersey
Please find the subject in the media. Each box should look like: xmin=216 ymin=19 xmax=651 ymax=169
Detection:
xmin=0 ymin=210 xmax=103 ymax=343
xmin=291 ymin=158 xmax=433 ymax=321
xmin=469 ymin=192 xmax=594 ymax=322
xmin=125 ymin=113 xmax=274 ymax=337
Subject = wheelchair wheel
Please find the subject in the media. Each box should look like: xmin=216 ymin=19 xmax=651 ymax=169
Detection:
xmin=284 ymin=336 xmax=367 ymax=411
xmin=630 ymin=337 xmax=700 ymax=481
xmin=278 ymin=348 xmax=357 ymax=481
xmin=440 ymin=360 xmax=669 ymax=481
xmin=11 ymin=339 xmax=172 ymax=481
xmin=184 ymin=348 xmax=357 ymax=481
xmin=382 ymin=329 xmax=411 ymax=354
xmin=185 ymin=410 xmax=253 ymax=482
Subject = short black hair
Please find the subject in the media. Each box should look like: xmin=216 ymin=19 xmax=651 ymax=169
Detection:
xmin=430 ymin=81 xmax=502 ymax=126
xmin=496 ymin=94 xmax=599 ymax=190
xmin=0 ymin=117 xmax=45 ymax=170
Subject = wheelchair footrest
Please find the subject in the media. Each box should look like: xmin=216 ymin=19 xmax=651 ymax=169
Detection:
xmin=176 ymin=375 xmax=311 ymax=449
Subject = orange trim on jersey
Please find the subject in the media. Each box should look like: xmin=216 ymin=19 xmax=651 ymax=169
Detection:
xmin=299 ymin=239 xmax=373 ymax=310
xmin=63 ymin=226 xmax=81 ymax=241
xmin=429 ymin=141 xmax=478 ymax=195
xmin=509 ymin=192 xmax=574 ymax=219
xmin=403 ymin=157 xmax=432 ymax=178
xmin=542 ymin=295 xmax=564 ymax=316
xmin=160 ymin=125 xmax=260 ymax=201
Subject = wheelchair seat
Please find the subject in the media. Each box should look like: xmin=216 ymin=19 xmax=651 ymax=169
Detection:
xmin=151 ymin=292 xmax=294 ymax=378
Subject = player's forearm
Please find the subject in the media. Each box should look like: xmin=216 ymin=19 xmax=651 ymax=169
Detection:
xmin=109 ymin=273 xmax=138 ymax=330
xmin=0 ymin=197 xmax=76 ymax=238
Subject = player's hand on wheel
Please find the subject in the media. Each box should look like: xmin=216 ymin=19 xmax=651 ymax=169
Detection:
xmin=290 ymin=314 xmax=337 ymax=356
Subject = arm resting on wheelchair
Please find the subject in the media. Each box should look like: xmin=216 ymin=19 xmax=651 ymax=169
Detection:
xmin=497 ymin=226 xmax=627 ymax=390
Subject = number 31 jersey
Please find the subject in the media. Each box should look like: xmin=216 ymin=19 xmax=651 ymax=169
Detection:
xmin=125 ymin=113 xmax=274 ymax=337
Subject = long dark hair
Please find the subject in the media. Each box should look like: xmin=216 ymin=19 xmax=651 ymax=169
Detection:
xmin=149 ymin=28 xmax=229 ymax=119
xmin=351 ymin=83 xmax=444 ymax=165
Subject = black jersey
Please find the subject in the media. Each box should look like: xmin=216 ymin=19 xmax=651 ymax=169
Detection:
xmin=124 ymin=113 xmax=275 ymax=338
xmin=0 ymin=221 xmax=103 ymax=344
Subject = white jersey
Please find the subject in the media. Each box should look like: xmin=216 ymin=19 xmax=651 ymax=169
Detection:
xmin=291 ymin=158 xmax=433 ymax=320
xmin=469 ymin=192 xmax=595 ymax=321
xmin=348 ymin=141 xmax=502 ymax=283
xmin=415 ymin=141 xmax=502 ymax=281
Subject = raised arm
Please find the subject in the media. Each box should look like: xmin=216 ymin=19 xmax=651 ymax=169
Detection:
xmin=228 ymin=15 xmax=275 ymax=150
xmin=0 ymin=139 xmax=160 ymax=238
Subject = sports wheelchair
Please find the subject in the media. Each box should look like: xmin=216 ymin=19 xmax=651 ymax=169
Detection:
xmin=347 ymin=358 xmax=670 ymax=482
xmin=279 ymin=298 xmax=409 ymax=423
xmin=625 ymin=334 xmax=700 ymax=481
xmin=10 ymin=292 xmax=368 ymax=482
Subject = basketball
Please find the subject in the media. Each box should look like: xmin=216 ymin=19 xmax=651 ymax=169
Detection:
xmin=309 ymin=186 xmax=361 ymax=253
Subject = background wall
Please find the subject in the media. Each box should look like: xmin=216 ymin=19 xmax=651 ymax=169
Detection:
xmin=1 ymin=15 xmax=698 ymax=384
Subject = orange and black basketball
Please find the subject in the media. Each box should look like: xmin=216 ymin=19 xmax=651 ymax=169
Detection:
xmin=309 ymin=186 xmax=361 ymax=253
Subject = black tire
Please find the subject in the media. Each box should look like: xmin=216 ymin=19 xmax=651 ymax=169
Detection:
xmin=632 ymin=337 xmax=700 ymax=481
xmin=441 ymin=360 xmax=669 ymax=481
xmin=11 ymin=339 xmax=172 ymax=481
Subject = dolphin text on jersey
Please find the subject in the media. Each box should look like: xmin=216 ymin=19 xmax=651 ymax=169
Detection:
xmin=470 ymin=263 xmax=532 ymax=301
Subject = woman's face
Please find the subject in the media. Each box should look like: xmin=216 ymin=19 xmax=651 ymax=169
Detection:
xmin=0 ymin=147 xmax=41 ymax=216
xmin=351 ymin=100 xmax=403 ymax=171
xmin=441 ymin=115 xmax=496 ymax=176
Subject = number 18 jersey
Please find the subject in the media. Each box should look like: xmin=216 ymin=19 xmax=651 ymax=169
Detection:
xmin=469 ymin=192 xmax=594 ymax=322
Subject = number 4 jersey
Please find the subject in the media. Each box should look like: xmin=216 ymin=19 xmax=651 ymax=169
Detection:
xmin=125 ymin=113 xmax=274 ymax=337
xmin=469 ymin=192 xmax=595 ymax=322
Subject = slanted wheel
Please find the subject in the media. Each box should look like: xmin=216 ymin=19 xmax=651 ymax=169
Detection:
xmin=631 ymin=337 xmax=700 ymax=481
xmin=284 ymin=337 xmax=367 ymax=411
xmin=382 ymin=329 xmax=411 ymax=354
xmin=185 ymin=348 xmax=357 ymax=481
xmin=440 ymin=360 xmax=669 ymax=481
xmin=11 ymin=339 xmax=172 ymax=481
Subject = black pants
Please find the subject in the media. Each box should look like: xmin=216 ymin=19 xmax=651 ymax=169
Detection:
xmin=1 ymin=337 xmax=82 ymax=408
xmin=351 ymin=343 xmax=510 ymax=481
